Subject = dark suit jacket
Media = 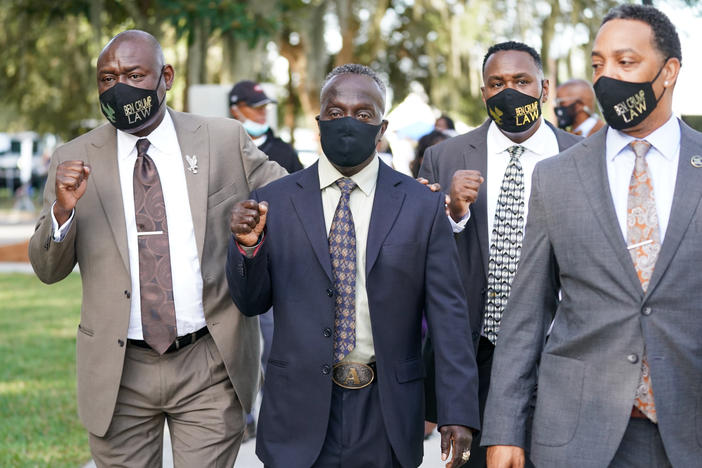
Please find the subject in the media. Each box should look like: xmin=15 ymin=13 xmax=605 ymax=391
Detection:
xmin=418 ymin=119 xmax=581 ymax=344
xmin=227 ymin=160 xmax=480 ymax=468
xmin=29 ymin=109 xmax=287 ymax=436
xmin=482 ymin=121 xmax=702 ymax=467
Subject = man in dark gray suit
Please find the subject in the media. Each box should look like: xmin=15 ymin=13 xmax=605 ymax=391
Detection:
xmin=419 ymin=41 xmax=580 ymax=468
xmin=483 ymin=5 xmax=700 ymax=467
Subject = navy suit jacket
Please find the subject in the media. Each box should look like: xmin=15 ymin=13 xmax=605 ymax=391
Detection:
xmin=227 ymin=160 xmax=479 ymax=468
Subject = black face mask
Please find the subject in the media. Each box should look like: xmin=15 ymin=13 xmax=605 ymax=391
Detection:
xmin=554 ymin=102 xmax=578 ymax=129
xmin=593 ymin=59 xmax=668 ymax=130
xmin=485 ymin=87 xmax=542 ymax=133
xmin=318 ymin=117 xmax=382 ymax=167
xmin=99 ymin=68 xmax=165 ymax=131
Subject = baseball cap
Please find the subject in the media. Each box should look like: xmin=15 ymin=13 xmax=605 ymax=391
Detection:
xmin=229 ymin=80 xmax=277 ymax=107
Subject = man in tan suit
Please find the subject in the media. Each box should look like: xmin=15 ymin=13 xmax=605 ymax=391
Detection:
xmin=29 ymin=30 xmax=285 ymax=466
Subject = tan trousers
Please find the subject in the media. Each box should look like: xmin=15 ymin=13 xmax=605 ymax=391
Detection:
xmin=89 ymin=333 xmax=245 ymax=468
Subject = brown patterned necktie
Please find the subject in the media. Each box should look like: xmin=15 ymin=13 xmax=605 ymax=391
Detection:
xmin=134 ymin=138 xmax=177 ymax=354
xmin=627 ymin=139 xmax=658 ymax=423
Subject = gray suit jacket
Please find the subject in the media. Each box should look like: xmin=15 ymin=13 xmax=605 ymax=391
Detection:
xmin=481 ymin=120 xmax=702 ymax=467
xmin=29 ymin=109 xmax=287 ymax=436
xmin=419 ymin=119 xmax=581 ymax=343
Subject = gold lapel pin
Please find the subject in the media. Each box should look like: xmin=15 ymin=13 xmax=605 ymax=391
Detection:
xmin=691 ymin=155 xmax=702 ymax=168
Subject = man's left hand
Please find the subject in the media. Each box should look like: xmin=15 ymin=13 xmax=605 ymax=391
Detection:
xmin=440 ymin=425 xmax=473 ymax=468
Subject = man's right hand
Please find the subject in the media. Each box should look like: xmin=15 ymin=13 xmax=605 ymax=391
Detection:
xmin=486 ymin=445 xmax=525 ymax=468
xmin=230 ymin=200 xmax=268 ymax=247
xmin=54 ymin=160 xmax=91 ymax=225
xmin=448 ymin=169 xmax=483 ymax=222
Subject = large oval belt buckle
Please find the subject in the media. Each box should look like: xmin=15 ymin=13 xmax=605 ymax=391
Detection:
xmin=332 ymin=362 xmax=374 ymax=389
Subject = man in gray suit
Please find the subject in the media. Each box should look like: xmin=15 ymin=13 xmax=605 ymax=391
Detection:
xmin=482 ymin=5 xmax=700 ymax=467
xmin=419 ymin=41 xmax=580 ymax=468
xmin=29 ymin=30 xmax=285 ymax=466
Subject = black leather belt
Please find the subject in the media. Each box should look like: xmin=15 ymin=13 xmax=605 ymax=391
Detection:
xmin=332 ymin=361 xmax=376 ymax=389
xmin=128 ymin=327 xmax=209 ymax=354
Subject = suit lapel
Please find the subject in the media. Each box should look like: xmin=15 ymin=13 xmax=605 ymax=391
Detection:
xmin=645 ymin=122 xmax=702 ymax=298
xmin=572 ymin=129 xmax=643 ymax=295
xmin=87 ymin=125 xmax=130 ymax=273
xmin=366 ymin=161 xmax=406 ymax=275
xmin=291 ymin=163 xmax=333 ymax=282
xmin=171 ymin=110 xmax=209 ymax=263
xmin=467 ymin=121 xmax=491 ymax=275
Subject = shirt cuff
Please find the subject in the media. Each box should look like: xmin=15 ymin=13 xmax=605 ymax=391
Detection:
xmin=236 ymin=233 xmax=265 ymax=258
xmin=449 ymin=209 xmax=471 ymax=233
xmin=51 ymin=201 xmax=75 ymax=242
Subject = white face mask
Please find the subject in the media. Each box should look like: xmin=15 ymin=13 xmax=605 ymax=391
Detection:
xmin=241 ymin=118 xmax=269 ymax=137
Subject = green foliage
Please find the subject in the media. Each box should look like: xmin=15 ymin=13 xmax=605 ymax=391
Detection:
xmin=0 ymin=273 xmax=88 ymax=468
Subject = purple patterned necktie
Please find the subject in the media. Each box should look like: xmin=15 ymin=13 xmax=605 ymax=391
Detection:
xmin=133 ymin=138 xmax=177 ymax=354
xmin=329 ymin=178 xmax=357 ymax=363
xmin=627 ymin=139 xmax=658 ymax=422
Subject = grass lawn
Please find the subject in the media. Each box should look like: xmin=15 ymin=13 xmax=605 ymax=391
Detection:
xmin=0 ymin=272 xmax=90 ymax=467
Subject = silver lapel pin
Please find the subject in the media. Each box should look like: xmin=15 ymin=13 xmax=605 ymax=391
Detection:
xmin=185 ymin=155 xmax=198 ymax=174
xmin=690 ymin=155 xmax=702 ymax=168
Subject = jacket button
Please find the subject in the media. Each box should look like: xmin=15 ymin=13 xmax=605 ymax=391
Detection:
xmin=124 ymin=290 xmax=130 ymax=299
xmin=118 ymin=339 xmax=125 ymax=347
xmin=326 ymin=288 xmax=334 ymax=297
xmin=323 ymin=328 xmax=332 ymax=337
xmin=321 ymin=364 xmax=331 ymax=375
xmin=642 ymin=307 xmax=652 ymax=316
xmin=627 ymin=354 xmax=638 ymax=364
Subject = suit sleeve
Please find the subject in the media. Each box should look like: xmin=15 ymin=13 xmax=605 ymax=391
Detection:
xmin=226 ymin=189 xmax=273 ymax=317
xmin=424 ymin=192 xmax=480 ymax=431
xmin=480 ymin=163 xmax=560 ymax=448
xmin=417 ymin=144 xmax=437 ymax=183
xmin=28 ymin=146 xmax=79 ymax=284
xmin=238 ymin=124 xmax=288 ymax=191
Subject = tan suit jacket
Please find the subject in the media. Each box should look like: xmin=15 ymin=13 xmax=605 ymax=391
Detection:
xmin=29 ymin=109 xmax=287 ymax=436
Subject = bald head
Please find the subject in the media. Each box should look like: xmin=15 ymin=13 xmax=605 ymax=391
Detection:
xmin=556 ymin=79 xmax=596 ymax=111
xmin=98 ymin=30 xmax=164 ymax=68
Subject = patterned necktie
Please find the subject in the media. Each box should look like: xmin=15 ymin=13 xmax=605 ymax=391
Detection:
xmin=627 ymin=139 xmax=659 ymax=423
xmin=133 ymin=138 xmax=177 ymax=355
xmin=329 ymin=178 xmax=357 ymax=363
xmin=484 ymin=145 xmax=526 ymax=345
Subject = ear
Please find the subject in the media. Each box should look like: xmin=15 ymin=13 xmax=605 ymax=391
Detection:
xmin=163 ymin=64 xmax=175 ymax=91
xmin=230 ymin=105 xmax=242 ymax=120
xmin=540 ymin=79 xmax=550 ymax=103
xmin=377 ymin=119 xmax=389 ymax=143
xmin=662 ymin=57 xmax=681 ymax=89
xmin=480 ymin=85 xmax=487 ymax=104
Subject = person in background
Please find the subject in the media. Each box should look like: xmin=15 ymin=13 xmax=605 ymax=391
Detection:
xmin=411 ymin=130 xmax=450 ymax=179
xmin=554 ymin=78 xmax=605 ymax=137
xmin=229 ymin=80 xmax=303 ymax=173
xmin=419 ymin=41 xmax=581 ymax=468
xmin=436 ymin=114 xmax=458 ymax=136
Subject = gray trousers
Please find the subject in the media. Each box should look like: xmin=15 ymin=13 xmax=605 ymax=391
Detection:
xmin=609 ymin=418 xmax=672 ymax=468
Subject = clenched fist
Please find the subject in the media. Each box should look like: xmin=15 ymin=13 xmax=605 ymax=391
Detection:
xmin=230 ymin=200 xmax=268 ymax=247
xmin=54 ymin=160 xmax=92 ymax=225
xmin=448 ymin=170 xmax=484 ymax=222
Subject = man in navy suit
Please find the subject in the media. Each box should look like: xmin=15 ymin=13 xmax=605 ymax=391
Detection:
xmin=227 ymin=64 xmax=480 ymax=468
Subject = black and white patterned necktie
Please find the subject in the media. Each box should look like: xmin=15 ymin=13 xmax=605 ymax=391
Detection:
xmin=484 ymin=144 xmax=526 ymax=344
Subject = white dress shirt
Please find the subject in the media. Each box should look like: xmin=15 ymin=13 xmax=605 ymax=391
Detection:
xmin=452 ymin=119 xmax=560 ymax=243
xmin=606 ymin=115 xmax=680 ymax=242
xmin=318 ymin=153 xmax=379 ymax=364
xmin=52 ymin=112 xmax=206 ymax=339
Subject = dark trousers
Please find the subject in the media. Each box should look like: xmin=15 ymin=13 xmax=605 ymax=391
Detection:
xmin=609 ymin=418 xmax=672 ymax=467
xmin=311 ymin=380 xmax=401 ymax=468
xmin=469 ymin=336 xmax=535 ymax=468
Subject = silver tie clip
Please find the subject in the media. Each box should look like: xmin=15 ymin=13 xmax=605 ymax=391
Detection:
xmin=137 ymin=231 xmax=164 ymax=236
xmin=627 ymin=239 xmax=653 ymax=250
